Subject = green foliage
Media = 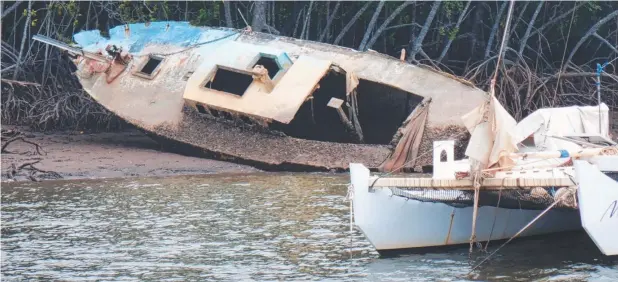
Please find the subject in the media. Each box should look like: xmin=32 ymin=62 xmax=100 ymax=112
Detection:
xmin=189 ymin=3 xmax=220 ymax=27
xmin=448 ymin=27 xmax=459 ymax=40
xmin=190 ymin=8 xmax=209 ymax=26
xmin=439 ymin=26 xmax=459 ymax=40
xmin=584 ymin=1 xmax=601 ymax=13
xmin=22 ymin=8 xmax=38 ymax=26
xmin=442 ymin=1 xmax=464 ymax=19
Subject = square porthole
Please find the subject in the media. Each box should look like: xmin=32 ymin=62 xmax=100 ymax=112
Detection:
xmin=203 ymin=66 xmax=253 ymax=97
xmin=136 ymin=55 xmax=163 ymax=78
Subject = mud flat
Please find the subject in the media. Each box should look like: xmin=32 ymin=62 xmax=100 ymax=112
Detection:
xmin=1 ymin=125 xmax=258 ymax=182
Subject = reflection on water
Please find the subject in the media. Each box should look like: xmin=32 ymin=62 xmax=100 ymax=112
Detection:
xmin=2 ymin=173 xmax=617 ymax=281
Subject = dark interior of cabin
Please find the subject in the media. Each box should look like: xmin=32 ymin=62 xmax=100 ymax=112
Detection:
xmin=205 ymin=67 xmax=253 ymax=96
xmin=270 ymin=70 xmax=424 ymax=145
xmin=253 ymin=56 xmax=281 ymax=78
xmin=139 ymin=56 xmax=162 ymax=75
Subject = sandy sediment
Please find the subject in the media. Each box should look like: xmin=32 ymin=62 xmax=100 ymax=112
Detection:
xmin=1 ymin=125 xmax=258 ymax=182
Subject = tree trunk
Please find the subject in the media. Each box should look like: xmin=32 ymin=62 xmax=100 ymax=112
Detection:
xmin=300 ymin=1 xmax=314 ymax=40
xmin=407 ymin=1 xmax=441 ymax=62
xmin=484 ymin=1 xmax=508 ymax=59
xmin=508 ymin=1 xmax=529 ymax=42
xmin=13 ymin=0 xmax=32 ymax=80
xmin=318 ymin=1 xmax=340 ymax=42
xmin=333 ymin=2 xmax=372 ymax=46
xmin=358 ymin=0 xmax=385 ymax=51
xmin=438 ymin=1 xmax=472 ymax=62
xmin=470 ymin=3 xmax=483 ymax=57
xmin=363 ymin=1 xmax=413 ymax=51
xmin=251 ymin=1 xmax=267 ymax=32
xmin=224 ymin=1 xmax=233 ymax=27
xmin=518 ymin=1 xmax=544 ymax=56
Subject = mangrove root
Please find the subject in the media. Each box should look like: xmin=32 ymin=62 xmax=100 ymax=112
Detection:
xmin=6 ymin=159 xmax=63 ymax=182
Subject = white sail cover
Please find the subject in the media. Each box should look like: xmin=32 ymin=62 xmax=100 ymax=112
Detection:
xmin=461 ymin=98 xmax=609 ymax=170
xmin=512 ymin=103 xmax=610 ymax=152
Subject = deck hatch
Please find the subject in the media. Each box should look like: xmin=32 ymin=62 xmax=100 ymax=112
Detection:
xmin=203 ymin=65 xmax=253 ymax=97
xmin=134 ymin=55 xmax=164 ymax=79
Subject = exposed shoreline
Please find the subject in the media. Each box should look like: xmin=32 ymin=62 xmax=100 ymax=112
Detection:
xmin=1 ymin=125 xmax=259 ymax=182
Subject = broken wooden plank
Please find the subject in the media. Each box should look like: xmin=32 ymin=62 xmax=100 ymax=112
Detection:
xmin=327 ymin=97 xmax=364 ymax=142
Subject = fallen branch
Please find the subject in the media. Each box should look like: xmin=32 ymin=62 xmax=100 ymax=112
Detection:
xmin=6 ymin=159 xmax=63 ymax=182
xmin=1 ymin=137 xmax=46 ymax=155
xmin=1 ymin=78 xmax=42 ymax=87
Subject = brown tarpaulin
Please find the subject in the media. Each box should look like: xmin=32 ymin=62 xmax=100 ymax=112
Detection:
xmin=379 ymin=99 xmax=430 ymax=172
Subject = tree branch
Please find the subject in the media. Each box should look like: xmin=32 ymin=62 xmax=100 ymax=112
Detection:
xmin=1 ymin=0 xmax=23 ymax=18
xmin=565 ymin=10 xmax=618 ymax=67
xmin=438 ymin=1 xmax=472 ymax=62
xmin=318 ymin=1 xmax=340 ymax=42
xmin=484 ymin=1 xmax=508 ymax=59
xmin=363 ymin=1 xmax=414 ymax=51
xmin=333 ymin=2 xmax=372 ymax=46
xmin=407 ymin=1 xmax=441 ymax=62
xmin=593 ymin=32 xmax=618 ymax=55
xmin=358 ymin=0 xmax=385 ymax=51
xmin=529 ymin=2 xmax=585 ymax=38
xmin=383 ymin=22 xmax=423 ymax=31
xmin=518 ymin=0 xmax=544 ymax=56
xmin=299 ymin=0 xmax=314 ymax=40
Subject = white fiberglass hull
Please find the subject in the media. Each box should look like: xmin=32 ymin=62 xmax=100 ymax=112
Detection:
xmin=575 ymin=159 xmax=618 ymax=256
xmin=350 ymin=163 xmax=581 ymax=252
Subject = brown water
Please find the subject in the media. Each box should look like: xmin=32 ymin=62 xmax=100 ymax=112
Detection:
xmin=2 ymin=173 xmax=617 ymax=281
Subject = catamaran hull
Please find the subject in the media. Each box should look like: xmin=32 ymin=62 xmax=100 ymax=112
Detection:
xmin=350 ymin=163 xmax=582 ymax=253
xmin=575 ymin=159 xmax=618 ymax=256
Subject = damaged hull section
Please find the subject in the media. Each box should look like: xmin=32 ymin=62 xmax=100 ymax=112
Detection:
xmin=34 ymin=22 xmax=487 ymax=171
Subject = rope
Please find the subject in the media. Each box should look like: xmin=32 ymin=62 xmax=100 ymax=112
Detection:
xmin=468 ymin=0 xmax=515 ymax=254
xmin=468 ymin=187 xmax=576 ymax=273
xmin=135 ymin=31 xmax=241 ymax=58
xmin=484 ymin=187 xmax=503 ymax=251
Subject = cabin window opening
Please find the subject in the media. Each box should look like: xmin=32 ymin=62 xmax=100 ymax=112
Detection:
xmin=139 ymin=56 xmax=163 ymax=76
xmin=204 ymin=67 xmax=252 ymax=97
xmin=211 ymin=109 xmax=221 ymax=118
xmin=268 ymin=71 xmax=426 ymax=145
xmin=268 ymin=70 xmax=353 ymax=143
xmin=252 ymin=56 xmax=281 ymax=79
xmin=440 ymin=150 xmax=447 ymax=162
xmin=220 ymin=111 xmax=233 ymax=120
xmin=196 ymin=104 xmax=208 ymax=114
xmin=240 ymin=115 xmax=253 ymax=124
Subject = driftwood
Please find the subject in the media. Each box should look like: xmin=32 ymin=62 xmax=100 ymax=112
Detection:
xmin=2 ymin=129 xmax=61 ymax=181
xmin=1 ymin=129 xmax=46 ymax=155
xmin=1 ymin=136 xmax=46 ymax=155
xmin=7 ymin=159 xmax=63 ymax=182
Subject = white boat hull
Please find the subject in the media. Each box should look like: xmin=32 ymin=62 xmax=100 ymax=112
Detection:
xmin=350 ymin=163 xmax=582 ymax=252
xmin=575 ymin=159 xmax=618 ymax=256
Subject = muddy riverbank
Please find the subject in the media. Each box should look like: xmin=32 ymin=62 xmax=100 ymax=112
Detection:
xmin=1 ymin=125 xmax=258 ymax=182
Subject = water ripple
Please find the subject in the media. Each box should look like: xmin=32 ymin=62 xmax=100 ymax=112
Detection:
xmin=2 ymin=173 xmax=617 ymax=281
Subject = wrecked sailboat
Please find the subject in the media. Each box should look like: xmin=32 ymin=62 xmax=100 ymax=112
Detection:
xmin=350 ymin=98 xmax=618 ymax=256
xmin=32 ymin=21 xmax=486 ymax=171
